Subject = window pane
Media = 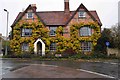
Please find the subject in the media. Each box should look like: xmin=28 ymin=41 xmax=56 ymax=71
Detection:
xmin=27 ymin=12 xmax=33 ymax=18
xmin=22 ymin=28 xmax=24 ymax=36
xmin=81 ymin=42 xmax=92 ymax=52
xmin=50 ymin=43 xmax=56 ymax=51
xmin=79 ymin=11 xmax=86 ymax=17
xmin=21 ymin=28 xmax=32 ymax=37
xmin=80 ymin=27 xmax=91 ymax=36
xmin=22 ymin=43 xmax=29 ymax=51
xmin=50 ymin=27 xmax=57 ymax=36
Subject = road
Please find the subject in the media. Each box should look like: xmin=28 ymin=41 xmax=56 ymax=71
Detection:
xmin=0 ymin=58 xmax=119 ymax=79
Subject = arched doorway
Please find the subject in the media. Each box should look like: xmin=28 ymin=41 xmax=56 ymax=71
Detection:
xmin=37 ymin=41 xmax=42 ymax=55
xmin=34 ymin=38 xmax=45 ymax=56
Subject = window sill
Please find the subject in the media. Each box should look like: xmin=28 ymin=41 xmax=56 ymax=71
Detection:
xmin=49 ymin=35 xmax=56 ymax=37
xmin=80 ymin=36 xmax=92 ymax=37
xmin=81 ymin=50 xmax=92 ymax=52
xmin=25 ymin=18 xmax=34 ymax=20
xmin=21 ymin=36 xmax=32 ymax=37
xmin=50 ymin=50 xmax=56 ymax=52
xmin=78 ymin=17 xmax=86 ymax=19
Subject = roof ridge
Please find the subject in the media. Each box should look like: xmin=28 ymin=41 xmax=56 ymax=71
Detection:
xmin=37 ymin=11 xmax=75 ymax=13
xmin=89 ymin=10 xmax=96 ymax=12
xmin=11 ymin=4 xmax=102 ymax=27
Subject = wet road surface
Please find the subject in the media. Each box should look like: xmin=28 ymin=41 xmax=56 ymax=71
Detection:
xmin=1 ymin=58 xmax=119 ymax=79
xmin=2 ymin=64 xmax=111 ymax=78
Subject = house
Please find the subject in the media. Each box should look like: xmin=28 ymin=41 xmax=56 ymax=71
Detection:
xmin=10 ymin=0 xmax=102 ymax=56
xmin=0 ymin=33 xmax=5 ymax=56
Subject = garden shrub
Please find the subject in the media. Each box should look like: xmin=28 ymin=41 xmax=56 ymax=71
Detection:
xmin=62 ymin=48 xmax=77 ymax=57
xmin=92 ymin=51 xmax=107 ymax=58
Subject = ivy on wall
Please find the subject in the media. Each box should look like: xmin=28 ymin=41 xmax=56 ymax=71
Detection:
xmin=10 ymin=21 xmax=50 ymax=54
xmin=54 ymin=22 xmax=101 ymax=54
xmin=10 ymin=20 xmax=101 ymax=54
xmin=69 ymin=22 xmax=101 ymax=53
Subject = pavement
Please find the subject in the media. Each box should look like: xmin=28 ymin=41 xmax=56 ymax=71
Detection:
xmin=2 ymin=64 xmax=112 ymax=78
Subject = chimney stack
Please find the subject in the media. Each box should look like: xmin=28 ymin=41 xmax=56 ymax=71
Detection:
xmin=31 ymin=4 xmax=37 ymax=11
xmin=64 ymin=0 xmax=70 ymax=14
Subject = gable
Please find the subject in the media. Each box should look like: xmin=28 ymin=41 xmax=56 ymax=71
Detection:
xmin=11 ymin=3 xmax=102 ymax=27
xmin=21 ymin=9 xmax=38 ymax=21
xmin=66 ymin=3 xmax=102 ymax=26
xmin=11 ymin=5 xmax=45 ymax=27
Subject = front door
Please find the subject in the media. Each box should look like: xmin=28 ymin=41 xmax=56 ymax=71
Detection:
xmin=37 ymin=41 xmax=42 ymax=56
xmin=34 ymin=38 xmax=45 ymax=56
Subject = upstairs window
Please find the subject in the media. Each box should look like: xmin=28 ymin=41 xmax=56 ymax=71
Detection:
xmin=49 ymin=27 xmax=57 ymax=36
xmin=21 ymin=28 xmax=32 ymax=37
xmin=81 ymin=42 xmax=92 ymax=52
xmin=79 ymin=11 xmax=86 ymax=18
xmin=80 ymin=27 xmax=92 ymax=36
xmin=50 ymin=42 xmax=56 ymax=51
xmin=21 ymin=43 xmax=29 ymax=51
xmin=27 ymin=12 xmax=33 ymax=19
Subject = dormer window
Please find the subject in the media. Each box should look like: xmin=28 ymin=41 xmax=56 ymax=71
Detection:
xmin=27 ymin=12 xmax=33 ymax=19
xmin=79 ymin=11 xmax=86 ymax=18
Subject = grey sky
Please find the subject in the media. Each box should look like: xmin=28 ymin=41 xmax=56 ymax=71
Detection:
xmin=0 ymin=0 xmax=119 ymax=36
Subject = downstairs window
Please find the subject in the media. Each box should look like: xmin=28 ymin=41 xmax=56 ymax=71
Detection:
xmin=81 ymin=42 xmax=92 ymax=52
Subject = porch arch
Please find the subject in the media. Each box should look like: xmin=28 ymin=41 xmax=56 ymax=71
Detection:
xmin=34 ymin=38 xmax=45 ymax=56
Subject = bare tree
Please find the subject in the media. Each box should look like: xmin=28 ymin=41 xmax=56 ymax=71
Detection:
xmin=111 ymin=23 xmax=119 ymax=49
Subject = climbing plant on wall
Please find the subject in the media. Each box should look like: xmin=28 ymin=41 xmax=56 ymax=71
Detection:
xmin=10 ymin=20 xmax=101 ymax=55
xmin=54 ymin=22 xmax=101 ymax=54
xmin=70 ymin=22 xmax=101 ymax=53
xmin=10 ymin=21 xmax=50 ymax=54
xmin=55 ymin=26 xmax=68 ymax=53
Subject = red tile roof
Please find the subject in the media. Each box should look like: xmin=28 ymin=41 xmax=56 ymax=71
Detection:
xmin=12 ymin=12 xmax=22 ymax=27
xmin=11 ymin=4 xmax=102 ymax=27
xmin=90 ymin=11 xmax=102 ymax=26
xmin=37 ymin=11 xmax=74 ymax=25
xmin=12 ymin=11 xmax=101 ymax=26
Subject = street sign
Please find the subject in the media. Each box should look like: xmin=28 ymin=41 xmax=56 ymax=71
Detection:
xmin=106 ymin=41 xmax=110 ymax=47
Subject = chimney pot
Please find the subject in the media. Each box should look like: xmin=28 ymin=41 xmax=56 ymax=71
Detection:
xmin=31 ymin=4 xmax=37 ymax=11
xmin=65 ymin=0 xmax=69 ymax=2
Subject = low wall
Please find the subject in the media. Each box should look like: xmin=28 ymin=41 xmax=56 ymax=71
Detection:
xmin=107 ymin=48 xmax=120 ymax=57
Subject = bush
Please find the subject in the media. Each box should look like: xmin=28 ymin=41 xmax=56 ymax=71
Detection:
xmin=43 ymin=52 xmax=56 ymax=58
xmin=69 ymin=51 xmax=108 ymax=59
xmin=62 ymin=48 xmax=77 ymax=57
xmin=3 ymin=52 xmax=33 ymax=58
xmin=69 ymin=53 xmax=92 ymax=59
xmin=92 ymin=51 xmax=107 ymax=58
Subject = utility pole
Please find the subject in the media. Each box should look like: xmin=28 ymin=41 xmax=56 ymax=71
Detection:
xmin=4 ymin=9 xmax=9 ymax=55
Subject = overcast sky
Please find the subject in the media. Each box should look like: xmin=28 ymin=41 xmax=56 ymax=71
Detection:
xmin=0 ymin=0 xmax=119 ymax=36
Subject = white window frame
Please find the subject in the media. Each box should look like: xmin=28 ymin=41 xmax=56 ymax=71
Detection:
xmin=80 ymin=27 xmax=92 ymax=36
xmin=27 ymin=12 xmax=33 ymax=19
xmin=50 ymin=42 xmax=56 ymax=51
xmin=21 ymin=28 xmax=32 ymax=37
xmin=79 ymin=11 xmax=86 ymax=18
xmin=21 ymin=43 xmax=29 ymax=51
xmin=81 ymin=42 xmax=92 ymax=52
